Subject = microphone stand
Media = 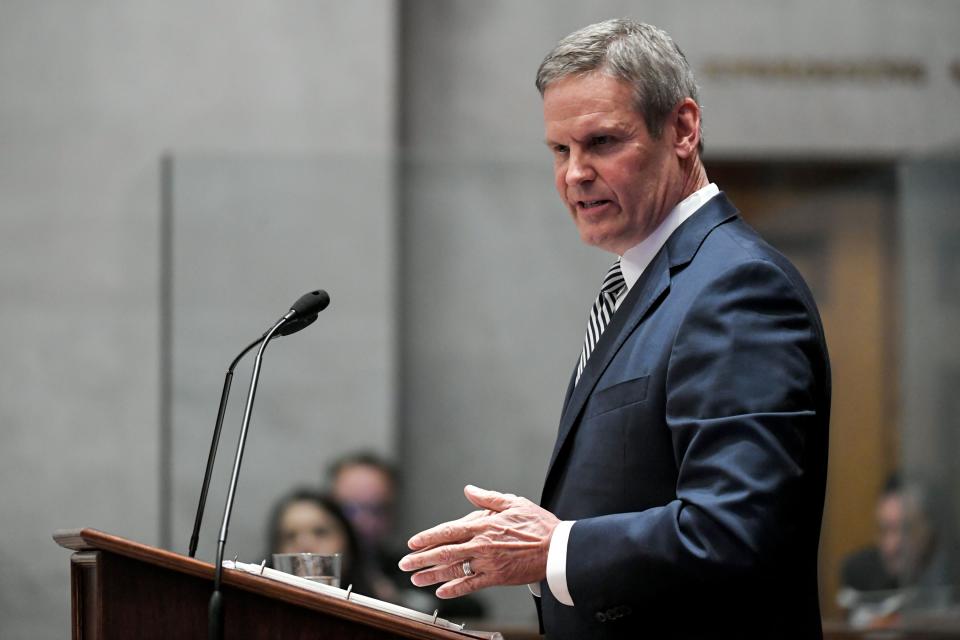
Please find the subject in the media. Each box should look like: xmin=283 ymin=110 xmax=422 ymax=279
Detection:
xmin=208 ymin=314 xmax=288 ymax=640
xmin=187 ymin=335 xmax=263 ymax=559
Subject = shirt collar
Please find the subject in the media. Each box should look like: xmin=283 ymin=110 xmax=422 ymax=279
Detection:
xmin=619 ymin=183 xmax=719 ymax=295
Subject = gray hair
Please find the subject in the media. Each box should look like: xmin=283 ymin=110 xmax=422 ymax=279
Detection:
xmin=536 ymin=19 xmax=702 ymax=148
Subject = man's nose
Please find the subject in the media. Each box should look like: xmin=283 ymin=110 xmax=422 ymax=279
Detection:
xmin=565 ymin=150 xmax=596 ymax=185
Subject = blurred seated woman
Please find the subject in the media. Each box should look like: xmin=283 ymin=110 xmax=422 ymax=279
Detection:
xmin=266 ymin=487 xmax=374 ymax=596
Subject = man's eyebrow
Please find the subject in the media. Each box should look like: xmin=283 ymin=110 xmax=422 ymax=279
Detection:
xmin=543 ymin=121 xmax=631 ymax=148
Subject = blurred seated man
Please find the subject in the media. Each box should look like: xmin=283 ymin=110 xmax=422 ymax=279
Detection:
xmin=839 ymin=473 xmax=954 ymax=627
xmin=266 ymin=487 xmax=375 ymax=597
xmin=328 ymin=452 xmax=400 ymax=562
xmin=328 ymin=451 xmax=486 ymax=618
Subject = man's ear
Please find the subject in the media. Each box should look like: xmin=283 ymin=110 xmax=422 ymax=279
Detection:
xmin=672 ymin=98 xmax=701 ymax=159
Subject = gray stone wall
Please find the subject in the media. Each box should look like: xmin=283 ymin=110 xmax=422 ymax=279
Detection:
xmin=0 ymin=3 xmax=395 ymax=637
xmin=168 ymin=153 xmax=396 ymax=563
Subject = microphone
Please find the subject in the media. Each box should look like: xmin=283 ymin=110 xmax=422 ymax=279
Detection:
xmin=289 ymin=289 xmax=331 ymax=317
xmin=188 ymin=289 xmax=330 ymax=559
xmin=205 ymin=289 xmax=330 ymax=640
xmin=275 ymin=290 xmax=330 ymax=337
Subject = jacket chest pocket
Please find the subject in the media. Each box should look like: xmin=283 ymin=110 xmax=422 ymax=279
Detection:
xmin=584 ymin=375 xmax=650 ymax=419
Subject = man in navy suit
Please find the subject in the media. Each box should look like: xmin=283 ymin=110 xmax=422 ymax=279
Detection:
xmin=399 ymin=19 xmax=830 ymax=639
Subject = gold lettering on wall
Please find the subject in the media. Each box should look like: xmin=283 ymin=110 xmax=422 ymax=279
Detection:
xmin=701 ymin=58 xmax=926 ymax=83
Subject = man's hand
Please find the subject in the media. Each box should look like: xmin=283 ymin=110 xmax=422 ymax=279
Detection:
xmin=398 ymin=485 xmax=560 ymax=598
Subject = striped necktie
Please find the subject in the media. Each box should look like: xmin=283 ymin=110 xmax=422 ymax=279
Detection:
xmin=576 ymin=259 xmax=626 ymax=385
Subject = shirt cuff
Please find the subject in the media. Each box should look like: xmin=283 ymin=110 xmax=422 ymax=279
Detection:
xmin=546 ymin=520 xmax=575 ymax=606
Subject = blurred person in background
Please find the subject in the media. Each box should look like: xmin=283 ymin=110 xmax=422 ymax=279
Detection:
xmin=266 ymin=487 xmax=375 ymax=597
xmin=839 ymin=473 xmax=955 ymax=628
xmin=328 ymin=451 xmax=487 ymax=619
xmin=329 ymin=452 xmax=400 ymax=562
xmin=329 ymin=452 xmax=407 ymax=603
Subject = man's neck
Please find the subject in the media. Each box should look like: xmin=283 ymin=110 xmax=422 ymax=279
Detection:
xmin=616 ymin=181 xmax=719 ymax=295
xmin=676 ymin=157 xmax=710 ymax=205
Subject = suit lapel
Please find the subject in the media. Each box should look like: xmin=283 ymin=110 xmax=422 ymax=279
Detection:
xmin=541 ymin=193 xmax=739 ymax=504
xmin=559 ymin=365 xmax=577 ymax=419
xmin=545 ymin=251 xmax=671 ymax=478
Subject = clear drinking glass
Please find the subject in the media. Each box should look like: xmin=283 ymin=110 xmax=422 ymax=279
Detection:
xmin=272 ymin=552 xmax=342 ymax=587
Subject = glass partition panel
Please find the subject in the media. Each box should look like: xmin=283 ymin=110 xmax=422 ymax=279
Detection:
xmin=897 ymin=155 xmax=960 ymax=619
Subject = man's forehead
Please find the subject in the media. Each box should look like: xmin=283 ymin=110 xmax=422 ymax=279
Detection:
xmin=542 ymin=73 xmax=639 ymax=130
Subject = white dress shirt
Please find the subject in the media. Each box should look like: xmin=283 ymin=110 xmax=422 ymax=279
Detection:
xmin=534 ymin=183 xmax=720 ymax=606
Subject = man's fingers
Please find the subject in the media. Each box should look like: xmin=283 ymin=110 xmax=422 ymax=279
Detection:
xmin=409 ymin=559 xmax=474 ymax=588
xmin=407 ymin=516 xmax=478 ymax=551
xmin=463 ymin=484 xmax=518 ymax=513
xmin=399 ymin=540 xmax=475 ymax=572
xmin=436 ymin=572 xmax=497 ymax=599
xmin=405 ymin=488 xmax=513 ymax=551
xmin=408 ymin=558 xmax=498 ymax=597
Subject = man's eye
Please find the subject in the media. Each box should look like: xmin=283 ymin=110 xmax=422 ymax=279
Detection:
xmin=553 ymin=145 xmax=569 ymax=155
xmin=592 ymin=136 xmax=612 ymax=146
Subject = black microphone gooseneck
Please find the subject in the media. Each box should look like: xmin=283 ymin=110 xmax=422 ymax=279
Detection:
xmin=188 ymin=336 xmax=261 ymax=559
xmin=200 ymin=289 xmax=330 ymax=640
xmin=188 ymin=290 xmax=330 ymax=558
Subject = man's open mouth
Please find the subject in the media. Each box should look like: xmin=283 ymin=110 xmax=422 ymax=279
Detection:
xmin=578 ymin=199 xmax=610 ymax=209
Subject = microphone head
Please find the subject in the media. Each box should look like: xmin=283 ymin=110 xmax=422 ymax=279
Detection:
xmin=275 ymin=313 xmax=318 ymax=337
xmin=273 ymin=289 xmax=329 ymax=338
xmin=290 ymin=290 xmax=330 ymax=317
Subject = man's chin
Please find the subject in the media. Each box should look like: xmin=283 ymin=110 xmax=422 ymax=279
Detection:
xmin=578 ymin=229 xmax=623 ymax=255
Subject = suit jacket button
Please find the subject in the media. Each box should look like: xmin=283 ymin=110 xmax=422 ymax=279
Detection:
xmin=595 ymin=612 xmax=607 ymax=623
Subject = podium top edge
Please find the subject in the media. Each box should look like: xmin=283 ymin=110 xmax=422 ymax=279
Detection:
xmin=53 ymin=528 xmax=99 ymax=551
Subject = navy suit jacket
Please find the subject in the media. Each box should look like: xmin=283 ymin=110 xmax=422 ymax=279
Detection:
xmin=538 ymin=193 xmax=830 ymax=639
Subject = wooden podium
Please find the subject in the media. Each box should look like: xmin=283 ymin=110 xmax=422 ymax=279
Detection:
xmin=54 ymin=528 xmax=502 ymax=640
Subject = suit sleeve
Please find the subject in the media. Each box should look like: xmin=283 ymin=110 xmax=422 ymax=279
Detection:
xmin=564 ymin=257 xmax=827 ymax=610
